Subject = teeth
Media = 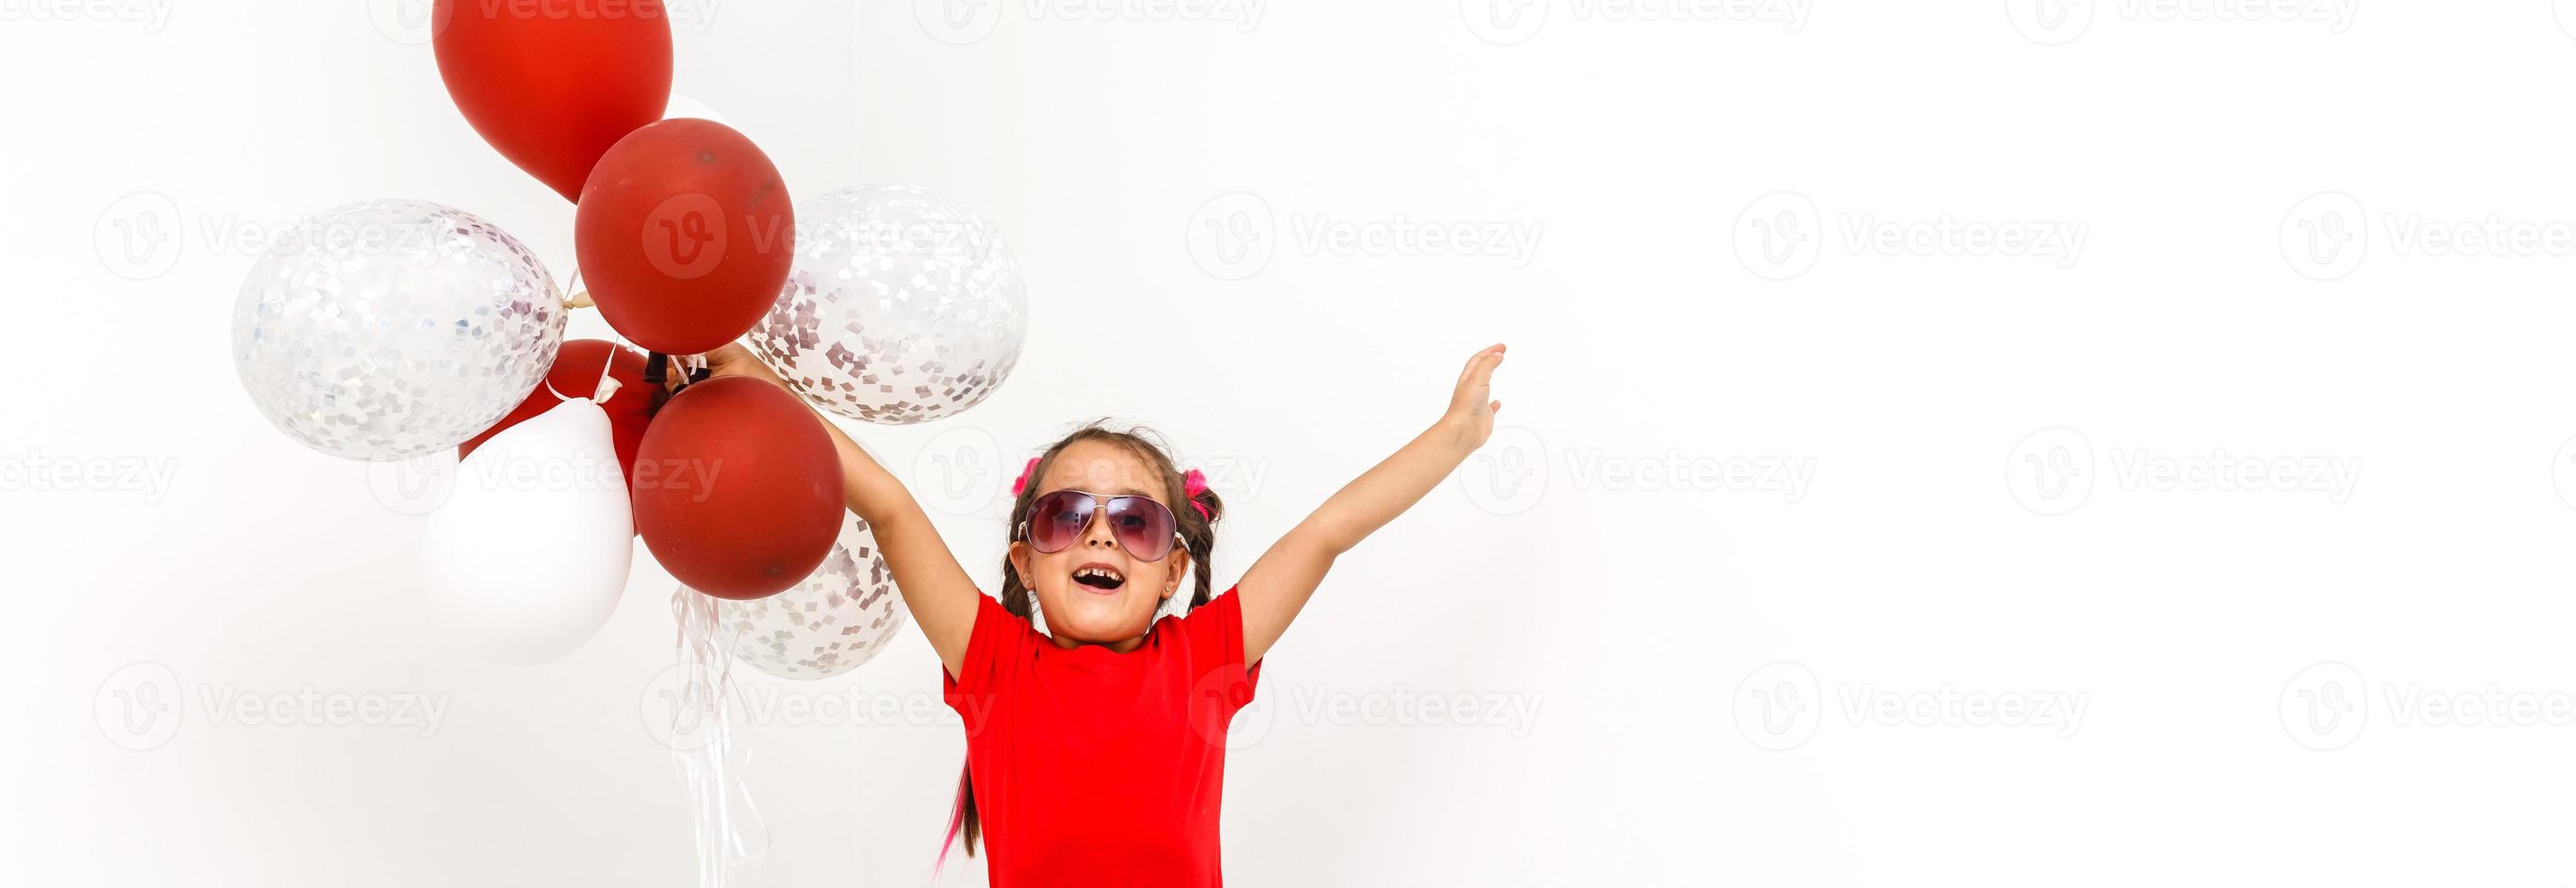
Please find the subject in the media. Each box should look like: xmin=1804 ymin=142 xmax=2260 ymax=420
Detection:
xmin=1075 ymin=566 xmax=1124 ymax=583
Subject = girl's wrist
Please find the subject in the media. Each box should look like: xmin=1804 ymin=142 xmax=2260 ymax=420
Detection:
xmin=1432 ymin=413 xmax=1483 ymax=451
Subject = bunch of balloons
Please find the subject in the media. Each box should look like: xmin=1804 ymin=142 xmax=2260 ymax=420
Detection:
xmin=227 ymin=1 xmax=1024 ymax=676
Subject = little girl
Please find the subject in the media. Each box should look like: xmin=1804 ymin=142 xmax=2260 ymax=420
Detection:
xmin=698 ymin=343 xmax=1507 ymax=886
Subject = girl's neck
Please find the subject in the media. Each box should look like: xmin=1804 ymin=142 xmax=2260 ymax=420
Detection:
xmin=1048 ymin=632 xmax=1148 ymax=654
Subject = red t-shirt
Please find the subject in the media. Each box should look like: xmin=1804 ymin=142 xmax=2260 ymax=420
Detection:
xmin=943 ymin=586 xmax=1263 ymax=887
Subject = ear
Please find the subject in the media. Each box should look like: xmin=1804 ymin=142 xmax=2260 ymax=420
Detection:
xmin=1007 ymin=540 xmax=1035 ymax=587
xmin=1159 ymin=547 xmax=1189 ymax=602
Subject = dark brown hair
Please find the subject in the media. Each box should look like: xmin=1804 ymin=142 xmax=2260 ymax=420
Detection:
xmin=947 ymin=421 xmax=1225 ymax=859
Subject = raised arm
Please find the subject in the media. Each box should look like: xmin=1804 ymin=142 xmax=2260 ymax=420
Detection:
xmin=700 ymin=345 xmax=983 ymax=678
xmin=1235 ymin=344 xmax=1504 ymax=664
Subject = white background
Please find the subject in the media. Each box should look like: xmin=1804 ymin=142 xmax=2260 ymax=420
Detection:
xmin=8 ymin=1 xmax=2576 ymax=885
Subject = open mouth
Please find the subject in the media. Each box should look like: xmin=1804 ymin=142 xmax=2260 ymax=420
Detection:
xmin=1072 ymin=564 xmax=1126 ymax=593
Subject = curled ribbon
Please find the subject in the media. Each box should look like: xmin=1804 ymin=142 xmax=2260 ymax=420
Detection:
xmin=667 ymin=587 xmax=771 ymax=888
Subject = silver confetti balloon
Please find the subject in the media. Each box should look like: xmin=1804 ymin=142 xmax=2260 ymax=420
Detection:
xmin=748 ymin=186 xmax=1028 ymax=425
xmin=232 ymin=199 xmax=562 ymax=460
xmin=710 ymin=513 xmax=910 ymax=680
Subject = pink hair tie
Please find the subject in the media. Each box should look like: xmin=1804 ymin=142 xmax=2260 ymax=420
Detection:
xmin=1182 ymin=468 xmax=1213 ymax=520
xmin=1010 ymin=457 xmax=1042 ymax=497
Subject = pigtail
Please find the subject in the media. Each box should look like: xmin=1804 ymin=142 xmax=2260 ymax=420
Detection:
xmin=1178 ymin=478 xmax=1223 ymax=610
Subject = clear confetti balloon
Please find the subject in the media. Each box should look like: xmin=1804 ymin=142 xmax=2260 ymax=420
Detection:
xmin=708 ymin=513 xmax=909 ymax=680
xmin=233 ymin=198 xmax=562 ymax=460
xmin=748 ymin=186 xmax=1027 ymax=425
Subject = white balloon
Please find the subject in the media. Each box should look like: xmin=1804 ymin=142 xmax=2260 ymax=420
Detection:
xmin=232 ymin=199 xmax=563 ymax=460
xmin=421 ymin=398 xmax=633 ymax=665
xmin=748 ymin=186 xmax=1028 ymax=425
xmin=706 ymin=512 xmax=909 ymax=680
xmin=662 ymin=94 xmax=732 ymax=126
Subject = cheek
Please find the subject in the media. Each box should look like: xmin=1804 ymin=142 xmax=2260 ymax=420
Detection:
xmin=1130 ymin=561 xmax=1177 ymax=594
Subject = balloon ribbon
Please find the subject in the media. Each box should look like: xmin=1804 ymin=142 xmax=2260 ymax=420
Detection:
xmin=667 ymin=588 xmax=771 ymax=887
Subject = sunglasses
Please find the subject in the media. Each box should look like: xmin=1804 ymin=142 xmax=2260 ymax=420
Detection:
xmin=1020 ymin=489 xmax=1184 ymax=563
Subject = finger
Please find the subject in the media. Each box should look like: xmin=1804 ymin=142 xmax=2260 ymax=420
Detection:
xmin=1455 ymin=343 xmax=1504 ymax=383
xmin=1465 ymin=351 xmax=1504 ymax=389
xmin=1490 ymin=400 xmax=1503 ymax=415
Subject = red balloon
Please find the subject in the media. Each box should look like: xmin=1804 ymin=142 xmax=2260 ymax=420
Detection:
xmin=459 ymin=340 xmax=654 ymax=492
xmin=633 ymin=377 xmax=841 ymax=600
xmin=574 ymin=120 xmax=795 ymax=355
xmin=431 ymin=0 xmax=673 ymax=202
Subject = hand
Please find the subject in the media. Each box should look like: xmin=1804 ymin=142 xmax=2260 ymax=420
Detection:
xmin=1442 ymin=343 xmax=1505 ymax=449
xmin=697 ymin=343 xmax=783 ymax=387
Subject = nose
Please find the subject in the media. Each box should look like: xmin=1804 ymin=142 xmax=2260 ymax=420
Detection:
xmin=1081 ymin=505 xmax=1119 ymax=550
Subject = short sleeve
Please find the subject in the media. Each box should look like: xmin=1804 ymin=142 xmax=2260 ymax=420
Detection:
xmin=943 ymin=593 xmax=1033 ymax=719
xmin=1177 ymin=585 xmax=1262 ymax=717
